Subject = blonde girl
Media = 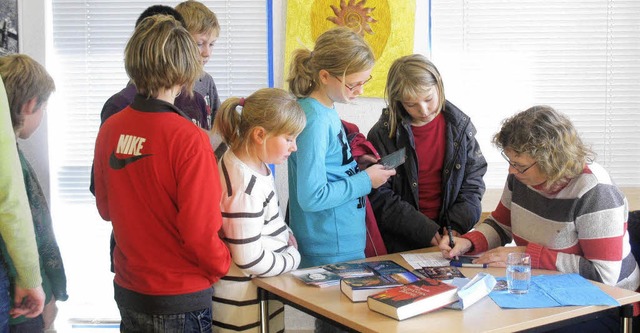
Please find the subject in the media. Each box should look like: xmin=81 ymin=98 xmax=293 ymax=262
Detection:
xmin=286 ymin=26 xmax=395 ymax=269
xmin=212 ymin=88 xmax=305 ymax=333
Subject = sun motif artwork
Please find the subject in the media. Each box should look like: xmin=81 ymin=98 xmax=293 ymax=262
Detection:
xmin=285 ymin=0 xmax=416 ymax=97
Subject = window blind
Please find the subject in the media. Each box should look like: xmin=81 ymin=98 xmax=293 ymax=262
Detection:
xmin=429 ymin=0 xmax=640 ymax=188
xmin=49 ymin=0 xmax=268 ymax=203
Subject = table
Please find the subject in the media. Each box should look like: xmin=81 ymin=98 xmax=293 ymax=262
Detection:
xmin=254 ymin=250 xmax=640 ymax=333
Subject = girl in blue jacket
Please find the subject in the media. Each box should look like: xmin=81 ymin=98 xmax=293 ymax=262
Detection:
xmin=286 ymin=27 xmax=395 ymax=268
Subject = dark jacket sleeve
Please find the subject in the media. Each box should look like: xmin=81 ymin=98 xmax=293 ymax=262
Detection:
xmin=445 ymin=120 xmax=487 ymax=234
xmin=367 ymin=122 xmax=441 ymax=252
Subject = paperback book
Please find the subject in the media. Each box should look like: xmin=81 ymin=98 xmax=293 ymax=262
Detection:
xmin=419 ymin=266 xmax=466 ymax=281
xmin=367 ymin=278 xmax=458 ymax=321
xmin=323 ymin=262 xmax=374 ymax=278
xmin=340 ymin=271 xmax=420 ymax=302
xmin=339 ymin=260 xmax=420 ymax=302
xmin=290 ymin=267 xmax=341 ymax=288
xmin=446 ymin=273 xmax=497 ymax=310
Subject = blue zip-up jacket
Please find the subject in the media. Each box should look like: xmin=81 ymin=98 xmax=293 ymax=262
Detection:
xmin=288 ymin=98 xmax=371 ymax=268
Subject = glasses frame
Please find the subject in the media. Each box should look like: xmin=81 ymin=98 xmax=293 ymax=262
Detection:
xmin=332 ymin=74 xmax=373 ymax=92
xmin=501 ymin=150 xmax=537 ymax=174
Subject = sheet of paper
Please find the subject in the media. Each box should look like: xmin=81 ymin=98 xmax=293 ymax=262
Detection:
xmin=401 ymin=252 xmax=450 ymax=269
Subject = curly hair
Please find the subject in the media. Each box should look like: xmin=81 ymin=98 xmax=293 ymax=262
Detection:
xmin=493 ymin=105 xmax=595 ymax=186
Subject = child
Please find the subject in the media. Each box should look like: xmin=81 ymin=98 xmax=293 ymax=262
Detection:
xmin=367 ymin=54 xmax=487 ymax=253
xmin=212 ymin=88 xmax=305 ymax=333
xmin=286 ymin=26 xmax=395 ymax=269
xmin=175 ymin=0 xmax=221 ymax=128
xmin=92 ymin=15 xmax=230 ymax=332
xmin=99 ymin=4 xmax=210 ymax=130
xmin=0 ymin=54 xmax=68 ymax=332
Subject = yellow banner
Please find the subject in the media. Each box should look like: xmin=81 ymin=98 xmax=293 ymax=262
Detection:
xmin=284 ymin=0 xmax=416 ymax=98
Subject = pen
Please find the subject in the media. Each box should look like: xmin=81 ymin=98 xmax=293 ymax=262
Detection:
xmin=450 ymin=262 xmax=488 ymax=268
xmin=447 ymin=224 xmax=455 ymax=250
xmin=445 ymin=212 xmax=458 ymax=261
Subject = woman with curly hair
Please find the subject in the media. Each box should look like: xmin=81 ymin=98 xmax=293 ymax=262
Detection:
xmin=440 ymin=105 xmax=639 ymax=331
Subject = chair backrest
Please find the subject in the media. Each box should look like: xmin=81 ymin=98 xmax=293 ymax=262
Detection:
xmin=628 ymin=211 xmax=640 ymax=264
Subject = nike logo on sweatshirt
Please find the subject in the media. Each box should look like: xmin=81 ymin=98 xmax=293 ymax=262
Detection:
xmin=109 ymin=134 xmax=152 ymax=170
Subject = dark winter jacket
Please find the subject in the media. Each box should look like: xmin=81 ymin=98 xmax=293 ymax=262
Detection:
xmin=367 ymin=100 xmax=487 ymax=253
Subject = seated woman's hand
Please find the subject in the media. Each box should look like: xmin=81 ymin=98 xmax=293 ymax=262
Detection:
xmin=474 ymin=246 xmax=527 ymax=267
xmin=439 ymin=235 xmax=472 ymax=259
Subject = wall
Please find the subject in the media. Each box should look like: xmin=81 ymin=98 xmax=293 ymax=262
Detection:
xmin=16 ymin=0 xmax=50 ymax=199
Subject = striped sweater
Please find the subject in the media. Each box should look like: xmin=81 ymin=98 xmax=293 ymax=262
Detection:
xmin=464 ymin=162 xmax=639 ymax=291
xmin=213 ymin=151 xmax=300 ymax=333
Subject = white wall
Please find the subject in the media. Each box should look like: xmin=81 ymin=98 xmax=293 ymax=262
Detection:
xmin=16 ymin=0 xmax=50 ymax=199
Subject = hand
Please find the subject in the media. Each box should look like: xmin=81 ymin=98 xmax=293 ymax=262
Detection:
xmin=10 ymin=285 xmax=45 ymax=318
xmin=355 ymin=154 xmax=378 ymax=171
xmin=364 ymin=164 xmax=396 ymax=189
xmin=438 ymin=235 xmax=472 ymax=259
xmin=474 ymin=246 xmax=527 ymax=267
xmin=288 ymin=231 xmax=298 ymax=249
xmin=430 ymin=232 xmax=442 ymax=247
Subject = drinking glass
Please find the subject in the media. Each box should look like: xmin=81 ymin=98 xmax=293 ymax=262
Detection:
xmin=506 ymin=252 xmax=531 ymax=294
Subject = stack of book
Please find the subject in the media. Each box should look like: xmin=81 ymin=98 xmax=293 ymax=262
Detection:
xmin=367 ymin=278 xmax=458 ymax=320
xmin=339 ymin=260 xmax=420 ymax=302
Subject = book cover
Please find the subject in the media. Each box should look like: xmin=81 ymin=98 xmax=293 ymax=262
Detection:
xmin=341 ymin=271 xmax=420 ymax=302
xmin=367 ymin=278 xmax=458 ymax=321
xmin=446 ymin=273 xmax=497 ymax=310
xmin=365 ymin=260 xmax=410 ymax=276
xmin=324 ymin=262 xmax=374 ymax=278
xmin=420 ymin=266 xmax=466 ymax=280
xmin=290 ymin=267 xmax=341 ymax=288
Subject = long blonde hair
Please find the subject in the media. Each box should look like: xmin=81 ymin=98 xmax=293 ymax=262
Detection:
xmin=385 ymin=54 xmax=445 ymax=139
xmin=493 ymin=105 xmax=595 ymax=186
xmin=287 ymin=27 xmax=375 ymax=98
xmin=214 ymin=88 xmax=306 ymax=154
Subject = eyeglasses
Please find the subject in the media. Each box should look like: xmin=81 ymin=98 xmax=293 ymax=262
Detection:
xmin=501 ymin=150 xmax=537 ymax=174
xmin=332 ymin=75 xmax=373 ymax=92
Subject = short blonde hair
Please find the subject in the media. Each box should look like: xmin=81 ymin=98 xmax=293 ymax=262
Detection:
xmin=493 ymin=105 xmax=595 ymax=186
xmin=287 ymin=27 xmax=375 ymax=98
xmin=124 ymin=15 xmax=202 ymax=98
xmin=385 ymin=54 xmax=446 ymax=139
xmin=214 ymin=88 xmax=306 ymax=154
xmin=175 ymin=0 xmax=220 ymax=37
xmin=0 ymin=54 xmax=55 ymax=132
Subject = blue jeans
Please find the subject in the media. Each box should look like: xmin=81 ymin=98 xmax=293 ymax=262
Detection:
xmin=0 ymin=266 xmax=10 ymax=333
xmin=118 ymin=306 xmax=212 ymax=333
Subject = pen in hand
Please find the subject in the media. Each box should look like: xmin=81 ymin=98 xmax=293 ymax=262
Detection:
xmin=446 ymin=224 xmax=458 ymax=261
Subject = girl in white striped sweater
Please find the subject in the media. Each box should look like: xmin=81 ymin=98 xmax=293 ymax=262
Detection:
xmin=212 ymin=88 xmax=306 ymax=332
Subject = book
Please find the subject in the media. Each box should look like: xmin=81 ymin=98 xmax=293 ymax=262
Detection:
xmin=446 ymin=273 xmax=496 ymax=310
xmin=419 ymin=266 xmax=466 ymax=281
xmin=339 ymin=260 xmax=420 ymax=302
xmin=341 ymin=271 xmax=420 ymax=302
xmin=365 ymin=260 xmax=409 ymax=275
xmin=290 ymin=267 xmax=341 ymax=288
xmin=367 ymin=278 xmax=458 ymax=321
xmin=323 ymin=262 xmax=374 ymax=278
xmin=378 ymin=147 xmax=406 ymax=170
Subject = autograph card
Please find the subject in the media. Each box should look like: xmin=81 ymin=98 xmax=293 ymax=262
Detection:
xmin=379 ymin=148 xmax=406 ymax=170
